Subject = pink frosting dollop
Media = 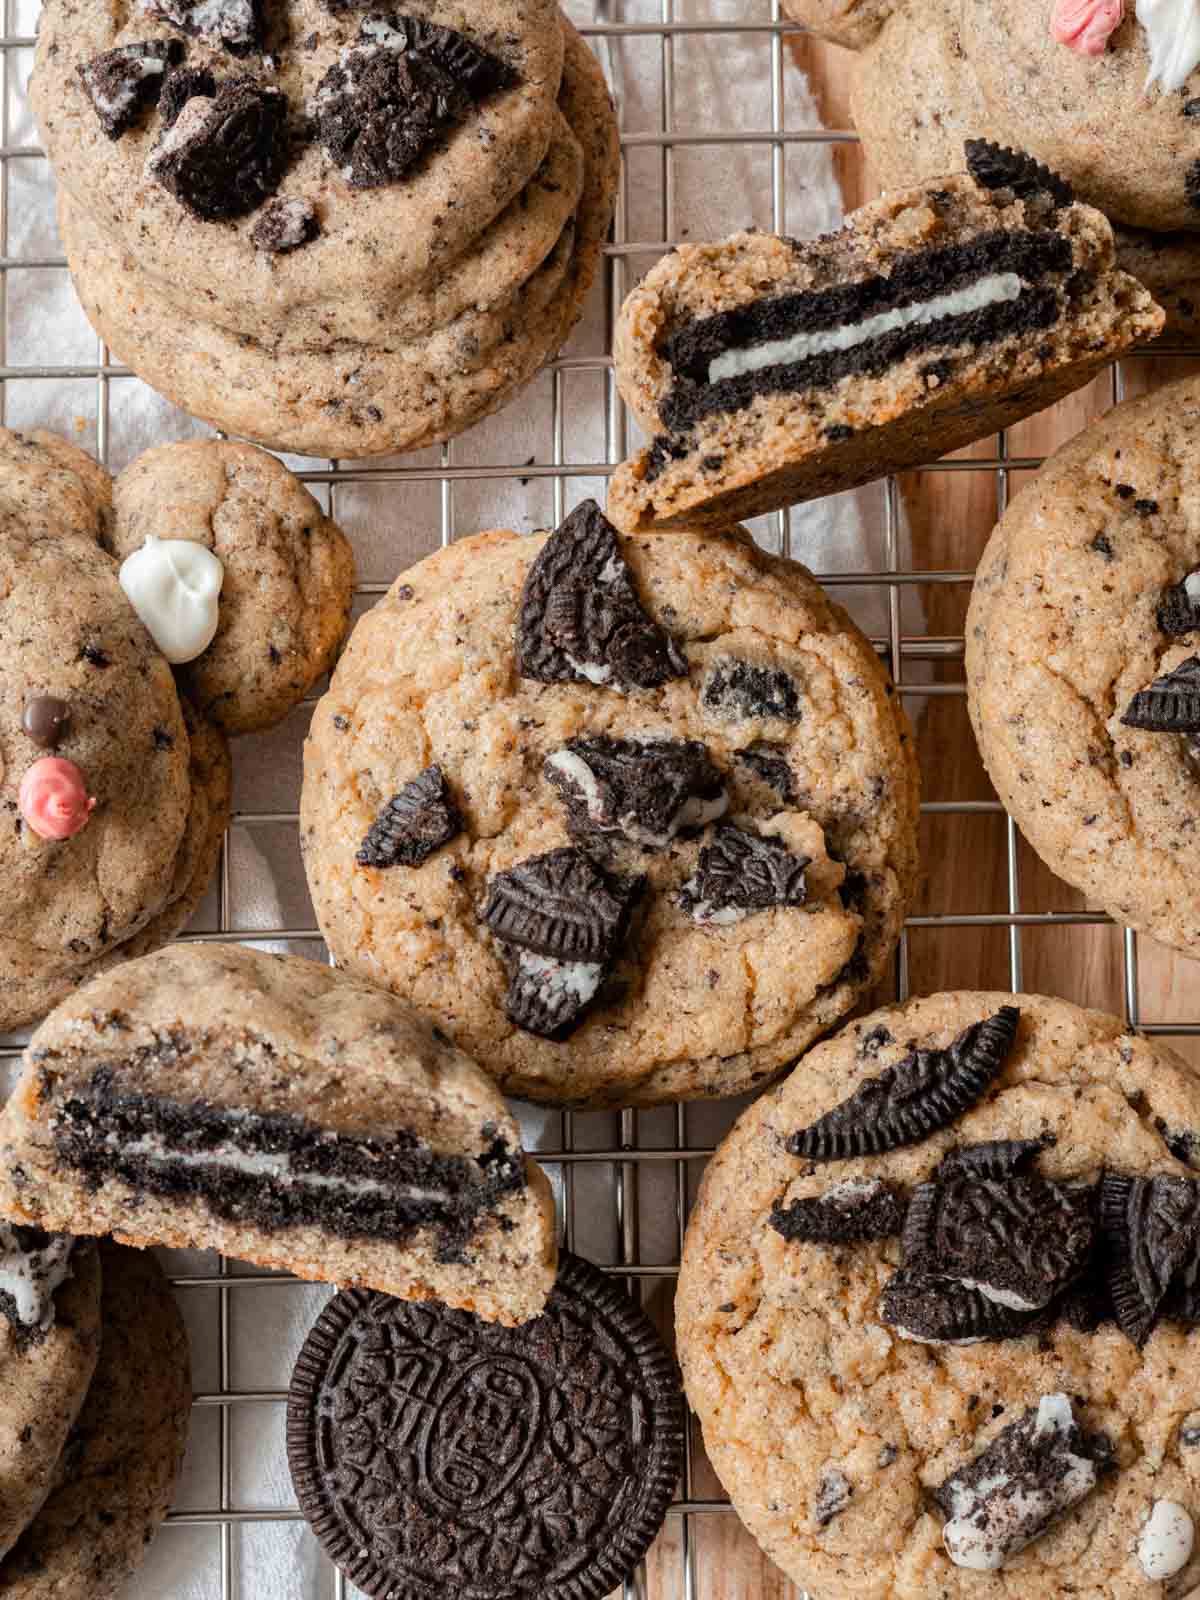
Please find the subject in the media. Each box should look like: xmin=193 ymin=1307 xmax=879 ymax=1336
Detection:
xmin=1050 ymin=0 xmax=1124 ymax=56
xmin=18 ymin=757 xmax=96 ymax=841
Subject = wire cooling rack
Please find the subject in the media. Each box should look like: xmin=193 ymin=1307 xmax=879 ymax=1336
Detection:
xmin=4 ymin=0 xmax=1200 ymax=1594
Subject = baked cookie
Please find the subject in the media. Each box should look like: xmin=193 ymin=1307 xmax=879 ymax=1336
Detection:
xmin=0 ymin=1242 xmax=191 ymax=1600
xmin=608 ymin=147 xmax=1161 ymax=532
xmin=0 ymin=426 xmax=354 ymax=1036
xmin=0 ymin=1232 xmax=101 ymax=1564
xmin=302 ymin=502 xmax=920 ymax=1108
xmin=0 ymin=943 xmax=558 ymax=1327
xmin=967 ymin=373 xmax=1200 ymax=956
xmin=677 ymin=990 xmax=1200 ymax=1597
xmin=37 ymin=0 xmax=619 ymax=457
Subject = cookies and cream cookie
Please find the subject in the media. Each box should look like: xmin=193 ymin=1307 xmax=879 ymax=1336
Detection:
xmin=677 ymin=990 xmax=1200 ymax=1597
xmin=607 ymin=146 xmax=1161 ymax=532
xmin=0 ymin=943 xmax=558 ymax=1327
xmin=967 ymin=372 xmax=1200 ymax=957
xmin=301 ymin=502 xmax=919 ymax=1108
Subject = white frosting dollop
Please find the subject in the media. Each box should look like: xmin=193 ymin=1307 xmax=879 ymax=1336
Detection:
xmin=1138 ymin=0 xmax=1200 ymax=91
xmin=118 ymin=536 xmax=224 ymax=664
xmin=1137 ymin=1498 xmax=1194 ymax=1579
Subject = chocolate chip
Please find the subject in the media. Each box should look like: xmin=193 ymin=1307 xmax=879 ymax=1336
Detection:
xmin=79 ymin=39 xmax=181 ymax=139
xmin=314 ymin=13 xmax=515 ymax=190
xmin=769 ymin=1177 xmax=905 ymax=1244
xmin=677 ymin=824 xmax=809 ymax=926
xmin=1158 ymin=574 xmax=1200 ymax=638
xmin=878 ymin=1269 xmax=1039 ymax=1345
xmin=158 ymin=65 xmax=216 ymax=127
xmin=140 ymin=0 xmax=264 ymax=55
xmin=701 ymin=657 xmax=801 ymax=722
xmin=252 ymin=195 xmax=319 ymax=253
xmin=21 ymin=696 xmax=71 ymax=750
xmin=786 ymin=1006 xmax=1020 ymax=1162
xmin=1134 ymin=499 xmax=1160 ymax=516
xmin=733 ymin=742 xmax=796 ymax=801
xmin=814 ymin=1468 xmax=853 ymax=1527
xmin=516 ymin=501 xmax=686 ymax=692
xmin=286 ymin=1252 xmax=684 ymax=1600
xmin=481 ymin=847 xmax=642 ymax=965
xmin=963 ymin=138 xmax=1074 ymax=208
xmin=933 ymin=1395 xmax=1108 ymax=1571
xmin=1100 ymin=1172 xmax=1200 ymax=1347
xmin=544 ymin=735 xmax=727 ymax=851
xmin=1121 ymin=656 xmax=1200 ymax=734
xmin=356 ymin=765 xmax=461 ymax=869
xmin=147 ymin=77 xmax=288 ymax=221
xmin=902 ymin=1140 xmax=1094 ymax=1312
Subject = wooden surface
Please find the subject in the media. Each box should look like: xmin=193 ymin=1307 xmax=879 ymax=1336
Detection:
xmin=625 ymin=27 xmax=1200 ymax=1600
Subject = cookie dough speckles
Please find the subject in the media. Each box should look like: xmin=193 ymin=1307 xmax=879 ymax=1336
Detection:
xmin=0 ymin=1225 xmax=75 ymax=1337
xmin=18 ymin=757 xmax=97 ymax=841
xmin=1137 ymin=1498 xmax=1194 ymax=1579
xmin=118 ymin=536 xmax=224 ymax=664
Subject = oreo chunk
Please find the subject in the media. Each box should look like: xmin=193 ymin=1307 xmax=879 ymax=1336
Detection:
xmin=1160 ymin=573 xmax=1200 ymax=637
xmin=770 ymin=1176 xmax=905 ymax=1244
xmin=878 ymin=1269 xmax=1038 ymax=1345
xmin=814 ymin=1468 xmax=853 ymax=1527
xmin=356 ymin=765 xmax=460 ymax=869
xmin=252 ymin=196 xmax=319 ymax=253
xmin=314 ymin=14 xmax=515 ymax=190
xmin=677 ymin=824 xmax=809 ymax=926
xmin=1121 ymin=656 xmax=1200 ymax=733
xmin=963 ymin=138 xmax=1074 ymax=209
xmin=79 ymin=39 xmax=181 ymax=139
xmin=902 ymin=1142 xmax=1094 ymax=1311
xmin=0 ymin=1225 xmax=75 ymax=1343
xmin=503 ymin=950 xmax=606 ymax=1039
xmin=158 ymin=65 xmax=217 ymax=127
xmin=933 ymin=1394 xmax=1107 ymax=1571
xmin=146 ymin=77 xmax=288 ymax=221
xmin=141 ymin=0 xmax=264 ymax=54
xmin=544 ymin=735 xmax=727 ymax=850
xmin=517 ymin=501 xmax=686 ymax=692
xmin=701 ymin=658 xmax=802 ymax=722
xmin=734 ymin=741 xmax=796 ymax=801
xmin=786 ymin=1006 xmax=1020 ymax=1162
xmin=1101 ymin=1172 xmax=1200 ymax=1346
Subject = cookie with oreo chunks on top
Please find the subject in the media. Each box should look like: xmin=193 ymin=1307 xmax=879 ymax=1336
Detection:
xmin=608 ymin=149 xmax=1160 ymax=532
xmin=302 ymin=518 xmax=918 ymax=1107
xmin=677 ymin=990 xmax=1200 ymax=1596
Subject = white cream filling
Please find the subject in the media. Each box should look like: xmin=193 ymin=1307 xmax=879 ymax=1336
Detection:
xmin=707 ymin=272 xmax=1026 ymax=385
xmin=957 ymin=1276 xmax=1042 ymax=1312
xmin=563 ymin=653 xmax=613 ymax=686
xmin=0 ymin=1226 xmax=74 ymax=1333
xmin=546 ymin=748 xmax=728 ymax=846
xmin=89 ymin=52 xmax=169 ymax=116
xmin=516 ymin=951 xmax=604 ymax=1006
xmin=1138 ymin=0 xmax=1200 ymax=90
xmin=1137 ymin=1498 xmax=1194 ymax=1579
xmin=892 ymin=1324 xmax=987 ymax=1348
xmin=1185 ymin=569 xmax=1200 ymax=603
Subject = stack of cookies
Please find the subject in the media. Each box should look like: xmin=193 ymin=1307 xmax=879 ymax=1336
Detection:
xmin=34 ymin=0 xmax=620 ymax=457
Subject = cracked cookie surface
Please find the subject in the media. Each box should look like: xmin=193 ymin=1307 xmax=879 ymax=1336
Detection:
xmin=677 ymin=990 xmax=1200 ymax=1599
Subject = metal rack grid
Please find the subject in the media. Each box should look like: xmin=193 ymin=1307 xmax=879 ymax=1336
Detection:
xmin=2 ymin=1 xmax=1199 ymax=1596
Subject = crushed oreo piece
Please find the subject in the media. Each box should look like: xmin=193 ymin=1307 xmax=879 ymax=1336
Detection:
xmin=481 ymin=846 xmax=643 ymax=964
xmin=701 ymin=657 xmax=802 ymax=722
xmin=517 ymin=501 xmax=686 ymax=692
xmin=814 ymin=1468 xmax=853 ymax=1527
xmin=1180 ymin=1413 xmax=1200 ymax=1448
xmin=1057 ymin=1271 xmax=1112 ymax=1334
xmin=902 ymin=1141 xmax=1094 ymax=1311
xmin=1158 ymin=573 xmax=1200 ymax=638
xmin=878 ymin=1269 xmax=1038 ymax=1345
xmin=141 ymin=0 xmax=264 ymax=54
xmin=1101 ymin=1172 xmax=1200 ymax=1347
xmin=544 ymin=735 xmax=727 ymax=850
xmin=314 ymin=13 xmax=514 ymax=189
xmin=936 ymin=1135 xmax=1054 ymax=1179
xmin=146 ymin=77 xmax=288 ymax=220
xmin=159 ymin=64 xmax=217 ymax=126
xmin=733 ymin=741 xmax=796 ymax=801
xmin=677 ymin=824 xmax=809 ymax=926
xmin=770 ymin=1176 xmax=905 ymax=1244
xmin=504 ymin=950 xmax=605 ymax=1039
xmin=786 ymin=1006 xmax=1020 ymax=1162
xmin=252 ymin=195 xmax=319 ymax=253
xmin=963 ymin=139 xmax=1074 ymax=209
xmin=79 ymin=39 xmax=181 ymax=139
xmin=1121 ymin=656 xmax=1200 ymax=733
xmin=933 ymin=1394 xmax=1108 ymax=1571
xmin=356 ymin=765 xmax=461 ymax=869
xmin=0 ymin=1225 xmax=75 ymax=1341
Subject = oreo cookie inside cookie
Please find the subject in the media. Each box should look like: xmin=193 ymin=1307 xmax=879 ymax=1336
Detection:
xmin=286 ymin=1252 xmax=685 ymax=1600
xmin=933 ymin=1394 xmax=1109 ymax=1571
xmin=79 ymin=39 xmax=182 ymax=140
xmin=158 ymin=65 xmax=217 ymax=127
xmin=786 ymin=1005 xmax=1020 ymax=1161
xmin=314 ymin=14 xmax=515 ymax=190
xmin=356 ymin=764 xmax=461 ymax=869
xmin=1157 ymin=572 xmax=1200 ymax=638
xmin=770 ymin=1176 xmax=905 ymax=1244
xmin=677 ymin=823 xmax=810 ymax=925
xmin=733 ymin=742 xmax=796 ymax=801
xmin=146 ymin=77 xmax=288 ymax=221
xmin=140 ymin=0 xmax=264 ymax=54
xmin=544 ymin=735 xmax=727 ymax=850
xmin=517 ymin=502 xmax=687 ymax=692
xmin=701 ymin=658 xmax=802 ymax=722
xmin=1100 ymin=1172 xmax=1200 ymax=1346
xmin=878 ymin=1268 xmax=1040 ymax=1345
xmin=1121 ymin=656 xmax=1200 ymax=733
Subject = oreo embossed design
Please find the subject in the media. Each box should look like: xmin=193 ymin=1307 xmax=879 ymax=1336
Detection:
xmin=286 ymin=1252 xmax=685 ymax=1599
xmin=1157 ymin=573 xmax=1200 ymax=638
xmin=1100 ymin=1172 xmax=1200 ymax=1346
xmin=356 ymin=764 xmax=461 ymax=868
xmin=1121 ymin=657 xmax=1200 ymax=733
xmin=544 ymin=735 xmax=728 ymax=850
xmin=963 ymin=140 xmax=1075 ymax=208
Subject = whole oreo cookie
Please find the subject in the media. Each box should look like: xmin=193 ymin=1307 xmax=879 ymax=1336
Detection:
xmin=286 ymin=1252 xmax=684 ymax=1599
